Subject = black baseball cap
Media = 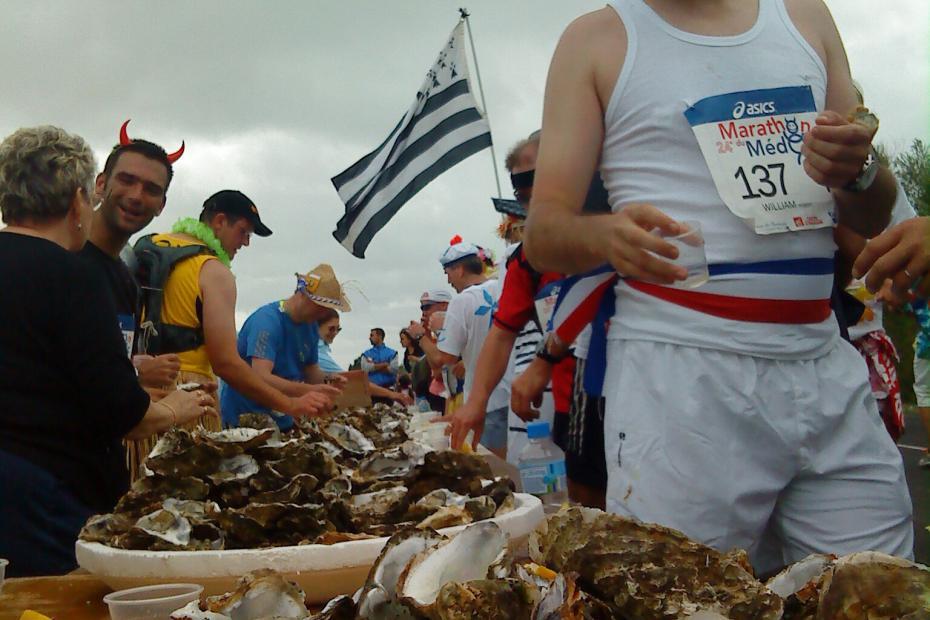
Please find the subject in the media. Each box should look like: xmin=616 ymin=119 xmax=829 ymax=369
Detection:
xmin=202 ymin=189 xmax=272 ymax=237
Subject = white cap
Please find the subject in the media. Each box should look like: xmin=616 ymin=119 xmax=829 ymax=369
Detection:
xmin=439 ymin=241 xmax=480 ymax=266
xmin=420 ymin=289 xmax=452 ymax=304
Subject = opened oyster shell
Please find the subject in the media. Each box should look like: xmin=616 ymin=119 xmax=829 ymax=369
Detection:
xmin=206 ymin=569 xmax=308 ymax=619
xmin=398 ymin=521 xmax=508 ymax=612
xmin=530 ymin=507 xmax=783 ymax=620
xmin=357 ymin=528 xmax=445 ymax=619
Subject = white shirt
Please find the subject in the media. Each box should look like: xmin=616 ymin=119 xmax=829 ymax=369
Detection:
xmin=437 ymin=278 xmax=510 ymax=411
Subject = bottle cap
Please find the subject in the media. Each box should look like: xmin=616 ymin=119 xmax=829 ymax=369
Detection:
xmin=526 ymin=421 xmax=550 ymax=440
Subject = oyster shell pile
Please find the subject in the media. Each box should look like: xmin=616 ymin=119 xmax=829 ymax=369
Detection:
xmin=80 ymin=404 xmax=517 ymax=550
xmin=767 ymin=551 xmax=930 ymax=620
xmin=167 ymin=507 xmax=929 ymax=620
xmin=529 ymin=507 xmax=784 ymax=620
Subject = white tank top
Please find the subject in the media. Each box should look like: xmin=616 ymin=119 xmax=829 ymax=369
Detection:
xmin=603 ymin=0 xmax=839 ymax=359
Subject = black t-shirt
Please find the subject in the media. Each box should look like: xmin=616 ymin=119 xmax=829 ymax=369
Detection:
xmin=79 ymin=241 xmax=140 ymax=355
xmin=0 ymin=234 xmax=149 ymax=512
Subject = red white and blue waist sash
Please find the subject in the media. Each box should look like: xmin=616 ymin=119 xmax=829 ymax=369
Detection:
xmin=550 ymin=257 xmax=834 ymax=343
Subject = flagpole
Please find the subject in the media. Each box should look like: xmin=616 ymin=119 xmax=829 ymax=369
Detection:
xmin=459 ymin=8 xmax=503 ymax=199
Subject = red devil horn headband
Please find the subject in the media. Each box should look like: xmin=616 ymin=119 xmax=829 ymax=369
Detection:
xmin=119 ymin=119 xmax=185 ymax=164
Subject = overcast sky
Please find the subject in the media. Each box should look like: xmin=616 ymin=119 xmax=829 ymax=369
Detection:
xmin=1 ymin=1 xmax=927 ymax=366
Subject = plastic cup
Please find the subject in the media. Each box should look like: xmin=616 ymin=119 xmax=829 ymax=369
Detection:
xmin=0 ymin=558 xmax=7 ymax=593
xmin=103 ymin=583 xmax=203 ymax=620
xmin=651 ymin=220 xmax=709 ymax=289
xmin=409 ymin=411 xmax=440 ymax=430
xmin=413 ymin=421 xmax=451 ymax=451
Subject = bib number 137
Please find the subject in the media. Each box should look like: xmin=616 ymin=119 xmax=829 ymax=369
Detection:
xmin=734 ymin=163 xmax=787 ymax=199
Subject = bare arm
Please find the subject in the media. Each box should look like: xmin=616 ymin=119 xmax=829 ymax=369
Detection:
xmin=199 ymin=260 xmax=292 ymax=412
xmin=407 ymin=320 xmax=458 ymax=368
xmin=448 ymin=325 xmax=518 ymax=450
xmin=462 ymin=326 xmax=517 ymax=411
xmin=788 ymin=0 xmax=895 ymax=237
xmin=304 ymin=363 xmax=326 ymax=385
xmin=125 ymin=388 xmax=216 ymax=441
xmin=524 ymin=10 xmax=683 ymax=281
xmin=250 ymin=357 xmax=313 ymax=397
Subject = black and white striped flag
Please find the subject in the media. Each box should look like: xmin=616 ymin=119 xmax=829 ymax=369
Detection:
xmin=331 ymin=21 xmax=492 ymax=258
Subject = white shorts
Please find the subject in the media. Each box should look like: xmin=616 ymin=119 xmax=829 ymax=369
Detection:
xmin=914 ymin=355 xmax=930 ymax=408
xmin=603 ymin=338 xmax=913 ymax=573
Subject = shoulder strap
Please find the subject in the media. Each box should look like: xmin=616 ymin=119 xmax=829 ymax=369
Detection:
xmin=133 ymin=234 xmax=216 ymax=355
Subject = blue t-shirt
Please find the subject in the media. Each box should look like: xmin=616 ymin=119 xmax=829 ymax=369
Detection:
xmin=220 ymin=301 xmax=319 ymax=429
xmin=317 ymin=340 xmax=344 ymax=373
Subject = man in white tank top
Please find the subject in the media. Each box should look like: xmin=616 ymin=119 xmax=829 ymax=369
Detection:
xmin=524 ymin=0 xmax=913 ymax=572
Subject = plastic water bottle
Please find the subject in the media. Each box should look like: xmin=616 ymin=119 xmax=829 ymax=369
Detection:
xmin=517 ymin=421 xmax=568 ymax=512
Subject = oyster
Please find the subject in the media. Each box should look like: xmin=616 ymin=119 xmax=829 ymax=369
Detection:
xmin=310 ymin=595 xmax=357 ymax=620
xmin=353 ymin=443 xmax=427 ymax=487
xmin=817 ymin=551 xmax=930 ymax=620
xmin=270 ymin=441 xmax=340 ymax=480
xmin=533 ymin=572 xmax=612 ymax=620
xmin=417 ymin=505 xmax=473 ymax=530
xmin=433 ymin=579 xmax=538 ymax=620
xmin=357 ymin=528 xmax=445 ymax=619
xmin=78 ymin=512 xmax=135 ymax=544
xmin=114 ymin=474 xmax=211 ymax=516
xmin=205 ymin=569 xmax=309 ymax=619
xmin=118 ymin=505 xmax=192 ymax=550
xmin=397 ymin=521 xmax=508 ymax=611
xmin=351 ymin=486 xmax=409 ymax=528
xmin=324 ymin=421 xmax=376 ymax=456
xmin=405 ymin=451 xmax=492 ymax=501
xmin=847 ymin=105 xmax=879 ymax=133
xmin=480 ymin=478 xmax=517 ymax=517
xmin=147 ymin=428 xmax=224 ymax=478
xmin=530 ymin=507 xmax=783 ymax=620
xmin=201 ymin=427 xmax=275 ymax=457
xmin=237 ymin=412 xmax=280 ymax=432
xmin=404 ymin=488 xmax=469 ymax=523
xmin=252 ymin=473 xmax=320 ymax=504
xmin=766 ymin=554 xmax=835 ymax=620
xmin=170 ymin=601 xmax=230 ymax=620
xmin=207 ymin=454 xmax=260 ymax=485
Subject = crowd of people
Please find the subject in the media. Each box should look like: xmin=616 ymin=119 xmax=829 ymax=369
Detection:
xmin=1 ymin=0 xmax=929 ymax=583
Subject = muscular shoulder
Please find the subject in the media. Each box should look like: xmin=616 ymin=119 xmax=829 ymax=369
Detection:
xmin=784 ymin=0 xmax=839 ymax=67
xmin=557 ymin=7 xmax=627 ymax=107
xmin=199 ymin=258 xmax=236 ymax=302
xmin=784 ymin=0 xmax=856 ymax=112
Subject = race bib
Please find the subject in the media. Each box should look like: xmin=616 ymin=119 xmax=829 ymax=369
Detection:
xmin=535 ymin=283 xmax=561 ymax=332
xmin=685 ymin=86 xmax=835 ymax=235
xmin=117 ymin=314 xmax=135 ymax=359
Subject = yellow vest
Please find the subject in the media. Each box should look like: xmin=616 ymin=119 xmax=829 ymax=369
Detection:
xmin=149 ymin=233 xmax=217 ymax=378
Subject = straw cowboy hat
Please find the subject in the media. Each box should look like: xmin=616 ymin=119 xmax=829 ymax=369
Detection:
xmin=296 ymin=264 xmax=351 ymax=312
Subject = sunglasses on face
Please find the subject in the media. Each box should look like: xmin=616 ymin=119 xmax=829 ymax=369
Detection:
xmin=420 ymin=303 xmax=436 ymax=312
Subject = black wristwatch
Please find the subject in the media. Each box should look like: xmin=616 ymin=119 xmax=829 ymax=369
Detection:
xmin=843 ymin=146 xmax=879 ymax=193
xmin=535 ymin=335 xmax=567 ymax=365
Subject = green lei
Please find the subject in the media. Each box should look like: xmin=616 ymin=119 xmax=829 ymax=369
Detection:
xmin=170 ymin=217 xmax=231 ymax=268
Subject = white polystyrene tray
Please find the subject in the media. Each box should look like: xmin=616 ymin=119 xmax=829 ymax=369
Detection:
xmin=76 ymin=493 xmax=543 ymax=601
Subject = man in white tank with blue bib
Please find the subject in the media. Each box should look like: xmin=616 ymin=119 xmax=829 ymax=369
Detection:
xmin=524 ymin=0 xmax=913 ymax=572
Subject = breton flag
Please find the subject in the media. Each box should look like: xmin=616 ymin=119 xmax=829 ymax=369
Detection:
xmin=332 ymin=20 xmax=492 ymax=258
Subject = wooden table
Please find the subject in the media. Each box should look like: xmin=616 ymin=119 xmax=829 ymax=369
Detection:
xmin=0 ymin=452 xmax=523 ymax=618
xmin=0 ymin=574 xmax=111 ymax=620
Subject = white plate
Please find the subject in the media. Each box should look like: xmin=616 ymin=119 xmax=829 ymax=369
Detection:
xmin=76 ymin=493 xmax=543 ymax=602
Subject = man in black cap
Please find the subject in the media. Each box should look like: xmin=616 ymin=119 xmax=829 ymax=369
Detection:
xmin=134 ymin=190 xmax=333 ymax=425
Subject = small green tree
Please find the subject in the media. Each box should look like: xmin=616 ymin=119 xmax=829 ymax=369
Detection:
xmin=882 ymin=138 xmax=930 ymax=403
xmin=893 ymin=139 xmax=930 ymax=215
